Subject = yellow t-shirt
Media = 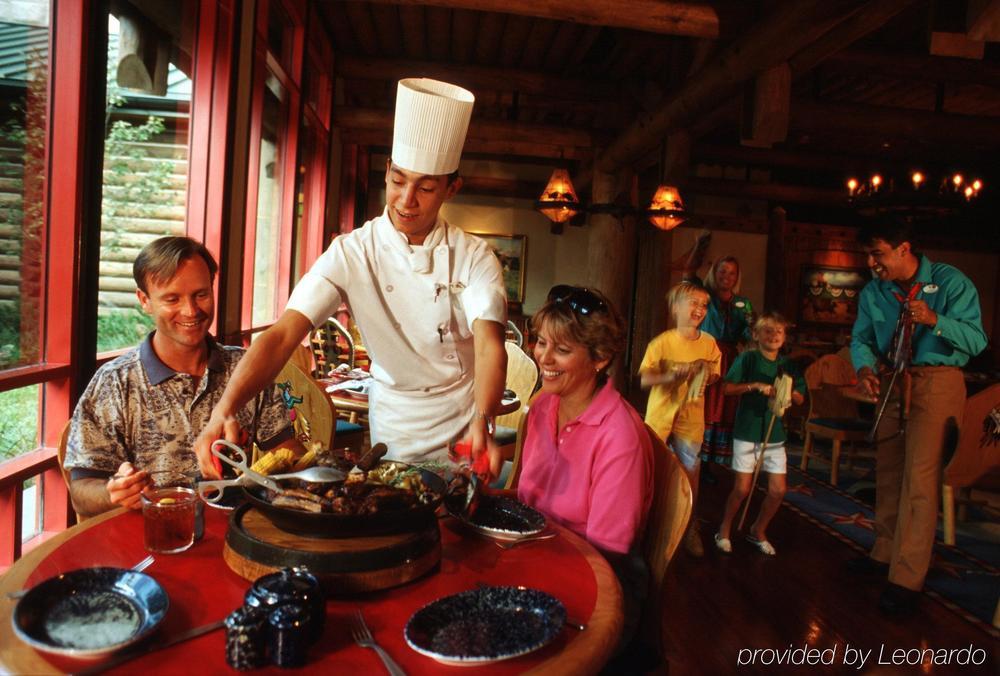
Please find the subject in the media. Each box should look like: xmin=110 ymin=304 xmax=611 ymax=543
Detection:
xmin=640 ymin=329 xmax=721 ymax=444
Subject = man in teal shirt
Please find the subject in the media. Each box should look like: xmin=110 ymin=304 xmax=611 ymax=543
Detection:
xmin=849 ymin=217 xmax=986 ymax=617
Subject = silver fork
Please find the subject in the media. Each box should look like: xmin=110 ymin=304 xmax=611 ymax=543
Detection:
xmin=350 ymin=609 xmax=406 ymax=676
xmin=6 ymin=554 xmax=155 ymax=600
xmin=494 ymin=531 xmax=558 ymax=550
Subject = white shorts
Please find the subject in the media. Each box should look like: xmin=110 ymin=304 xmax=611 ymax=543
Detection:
xmin=731 ymin=439 xmax=787 ymax=475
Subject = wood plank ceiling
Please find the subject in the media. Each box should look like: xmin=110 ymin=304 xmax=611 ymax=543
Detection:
xmin=317 ymin=0 xmax=1000 ymax=228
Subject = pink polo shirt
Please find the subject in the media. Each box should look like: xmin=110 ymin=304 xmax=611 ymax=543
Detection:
xmin=517 ymin=381 xmax=654 ymax=554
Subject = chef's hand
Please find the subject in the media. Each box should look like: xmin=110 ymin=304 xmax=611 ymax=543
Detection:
xmin=754 ymin=382 xmax=775 ymax=397
xmin=193 ymin=414 xmax=245 ymax=480
xmin=469 ymin=416 xmax=501 ymax=481
xmin=106 ymin=462 xmax=150 ymax=510
xmin=908 ymin=299 xmax=937 ymax=327
xmin=856 ymin=367 xmax=880 ymax=400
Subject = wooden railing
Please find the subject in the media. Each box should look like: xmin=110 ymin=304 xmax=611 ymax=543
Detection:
xmin=0 ymin=446 xmax=72 ymax=571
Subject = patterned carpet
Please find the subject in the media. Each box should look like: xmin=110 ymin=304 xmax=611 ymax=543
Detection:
xmin=781 ymin=449 xmax=999 ymax=637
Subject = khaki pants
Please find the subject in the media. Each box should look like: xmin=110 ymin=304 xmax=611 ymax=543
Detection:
xmin=870 ymin=366 xmax=964 ymax=591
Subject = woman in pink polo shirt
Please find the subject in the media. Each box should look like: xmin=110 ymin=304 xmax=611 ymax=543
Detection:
xmin=517 ymin=285 xmax=654 ymax=649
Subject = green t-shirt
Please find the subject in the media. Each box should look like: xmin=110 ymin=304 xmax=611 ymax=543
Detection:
xmin=725 ymin=350 xmax=806 ymax=444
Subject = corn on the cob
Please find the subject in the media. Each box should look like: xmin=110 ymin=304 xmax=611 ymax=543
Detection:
xmin=250 ymin=448 xmax=295 ymax=475
xmin=292 ymin=446 xmax=319 ymax=472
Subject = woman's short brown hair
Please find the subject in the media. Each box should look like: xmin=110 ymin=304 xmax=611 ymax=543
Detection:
xmin=532 ymin=286 xmax=626 ymax=373
xmin=133 ymin=236 xmax=218 ymax=293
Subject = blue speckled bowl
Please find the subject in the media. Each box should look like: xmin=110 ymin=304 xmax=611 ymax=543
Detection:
xmin=448 ymin=494 xmax=547 ymax=541
xmin=12 ymin=567 xmax=168 ymax=659
xmin=404 ymin=586 xmax=565 ymax=665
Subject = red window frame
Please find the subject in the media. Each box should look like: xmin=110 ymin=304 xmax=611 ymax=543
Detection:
xmin=240 ymin=0 xmax=305 ymax=333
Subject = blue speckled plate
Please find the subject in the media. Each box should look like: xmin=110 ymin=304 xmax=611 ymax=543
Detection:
xmin=404 ymin=586 xmax=565 ymax=665
xmin=12 ymin=567 xmax=168 ymax=659
xmin=447 ymin=494 xmax=547 ymax=541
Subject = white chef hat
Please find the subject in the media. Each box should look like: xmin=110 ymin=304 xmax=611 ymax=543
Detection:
xmin=391 ymin=78 xmax=474 ymax=176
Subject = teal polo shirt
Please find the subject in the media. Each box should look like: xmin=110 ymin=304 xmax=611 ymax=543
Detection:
xmin=850 ymin=255 xmax=987 ymax=372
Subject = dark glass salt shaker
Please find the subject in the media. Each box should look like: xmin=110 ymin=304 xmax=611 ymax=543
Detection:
xmin=268 ymin=603 xmax=311 ymax=668
xmin=224 ymin=605 xmax=267 ymax=670
xmin=244 ymin=567 xmax=325 ymax=643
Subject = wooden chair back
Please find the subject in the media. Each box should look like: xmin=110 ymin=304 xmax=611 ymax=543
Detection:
xmin=496 ymin=341 xmax=539 ymax=431
xmin=641 ymin=423 xmax=692 ymax=617
xmin=804 ymin=353 xmax=860 ymax=421
xmin=309 ymin=316 xmax=355 ymax=378
xmin=944 ymin=383 xmax=1000 ymax=488
xmin=288 ymin=343 xmax=314 ymax=376
xmin=274 ymin=360 xmax=337 ymax=452
xmin=57 ymin=420 xmax=88 ymax=523
xmin=56 ymin=420 xmax=72 ymax=491
xmin=501 ymin=395 xmax=536 ymax=490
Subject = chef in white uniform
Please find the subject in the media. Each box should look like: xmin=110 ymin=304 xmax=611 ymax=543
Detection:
xmin=194 ymin=78 xmax=508 ymax=476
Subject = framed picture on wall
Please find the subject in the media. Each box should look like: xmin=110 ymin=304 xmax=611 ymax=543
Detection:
xmin=472 ymin=233 xmax=527 ymax=303
xmin=799 ymin=265 xmax=870 ymax=326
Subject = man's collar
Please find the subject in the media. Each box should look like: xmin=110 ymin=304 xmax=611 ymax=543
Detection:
xmin=140 ymin=332 xmax=223 ymax=385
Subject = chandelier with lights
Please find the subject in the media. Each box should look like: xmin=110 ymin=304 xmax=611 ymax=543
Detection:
xmin=846 ymin=171 xmax=983 ymax=220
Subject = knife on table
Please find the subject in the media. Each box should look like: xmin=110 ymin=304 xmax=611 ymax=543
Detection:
xmin=71 ymin=619 xmax=226 ymax=676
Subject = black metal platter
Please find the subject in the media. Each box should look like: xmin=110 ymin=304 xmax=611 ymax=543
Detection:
xmin=12 ymin=567 xmax=168 ymax=659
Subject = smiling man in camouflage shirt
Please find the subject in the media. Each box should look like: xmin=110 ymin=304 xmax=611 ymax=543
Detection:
xmin=64 ymin=237 xmax=301 ymax=516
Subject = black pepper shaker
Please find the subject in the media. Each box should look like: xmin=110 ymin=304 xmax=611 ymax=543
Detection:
xmin=244 ymin=567 xmax=325 ymax=643
xmin=224 ymin=605 xmax=267 ymax=670
xmin=268 ymin=603 xmax=311 ymax=668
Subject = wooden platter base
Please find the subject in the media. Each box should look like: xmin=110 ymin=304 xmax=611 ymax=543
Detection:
xmin=224 ymin=504 xmax=441 ymax=595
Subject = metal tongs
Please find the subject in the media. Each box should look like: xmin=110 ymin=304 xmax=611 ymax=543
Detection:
xmin=867 ymin=299 xmax=915 ymax=444
xmin=197 ymin=439 xmax=281 ymax=504
xmin=447 ymin=440 xmax=489 ymax=518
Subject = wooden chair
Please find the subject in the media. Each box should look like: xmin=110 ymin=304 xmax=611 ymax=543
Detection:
xmin=942 ymin=382 xmax=1000 ymax=546
xmin=289 ymin=343 xmax=314 ymax=375
xmin=309 ymin=316 xmax=355 ymax=378
xmin=799 ymin=354 xmax=875 ymax=485
xmin=274 ymin=360 xmax=337 ymax=452
xmin=640 ymin=423 xmax=693 ymax=650
xmin=500 ymin=397 xmax=534 ymax=490
xmin=56 ymin=420 xmax=87 ymax=523
xmin=495 ymin=341 xmax=540 ymax=447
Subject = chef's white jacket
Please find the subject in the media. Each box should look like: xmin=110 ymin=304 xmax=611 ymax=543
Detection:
xmin=286 ymin=209 xmax=507 ymax=463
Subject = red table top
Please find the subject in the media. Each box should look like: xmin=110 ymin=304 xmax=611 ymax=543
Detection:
xmin=2 ymin=505 xmax=621 ymax=675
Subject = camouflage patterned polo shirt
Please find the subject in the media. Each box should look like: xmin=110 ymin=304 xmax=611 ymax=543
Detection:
xmin=65 ymin=334 xmax=293 ymax=480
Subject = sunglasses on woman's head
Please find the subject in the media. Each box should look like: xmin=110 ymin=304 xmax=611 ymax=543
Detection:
xmin=547 ymin=285 xmax=607 ymax=316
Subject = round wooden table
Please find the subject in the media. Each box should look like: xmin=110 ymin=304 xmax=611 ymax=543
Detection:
xmin=0 ymin=505 xmax=621 ymax=675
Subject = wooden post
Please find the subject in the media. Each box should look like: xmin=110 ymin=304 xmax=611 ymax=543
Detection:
xmin=740 ymin=63 xmax=790 ymax=148
xmin=588 ymin=164 xmax=636 ymax=390
xmin=116 ymin=13 xmax=169 ymax=95
xmin=764 ymin=206 xmax=788 ymax=316
xmin=628 ymin=133 xmax=689 ymax=401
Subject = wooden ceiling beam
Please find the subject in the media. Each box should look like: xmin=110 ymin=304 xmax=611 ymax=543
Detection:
xmin=340 ymin=129 xmax=594 ymax=161
xmin=692 ymin=143 xmax=988 ymax=174
xmin=335 ymin=55 xmax=620 ymax=100
xmin=347 ymin=0 xmax=728 ymax=38
xmin=685 ymin=176 xmax=846 ymax=205
xmin=594 ymin=0 xmax=875 ymax=175
xmin=791 ymin=100 xmax=1000 ymax=149
xmin=334 ymin=107 xmax=596 ymax=150
xmin=822 ymin=49 xmax=1000 ymax=87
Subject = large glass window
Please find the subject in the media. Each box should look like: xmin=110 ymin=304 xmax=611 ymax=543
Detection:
xmin=0 ymin=6 xmax=49 ymax=372
xmin=98 ymin=3 xmax=197 ymax=352
xmin=250 ymin=71 xmax=289 ymax=326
